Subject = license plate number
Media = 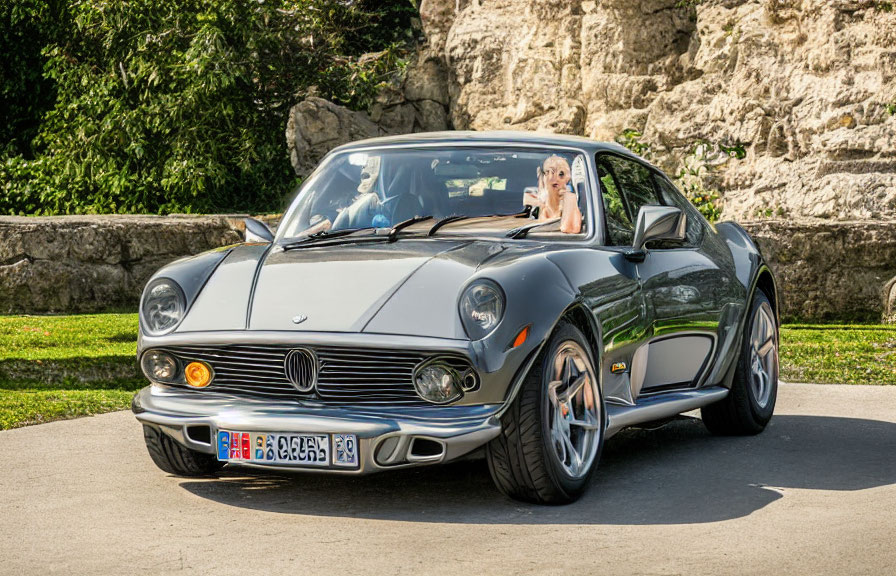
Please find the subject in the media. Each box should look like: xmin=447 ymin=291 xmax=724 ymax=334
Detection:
xmin=216 ymin=431 xmax=358 ymax=468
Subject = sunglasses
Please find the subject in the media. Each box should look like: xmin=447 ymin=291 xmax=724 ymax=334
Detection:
xmin=541 ymin=167 xmax=567 ymax=178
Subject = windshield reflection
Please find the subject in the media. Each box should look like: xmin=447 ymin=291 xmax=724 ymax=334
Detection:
xmin=277 ymin=147 xmax=590 ymax=242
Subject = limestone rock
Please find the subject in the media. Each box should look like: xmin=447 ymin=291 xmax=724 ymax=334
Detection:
xmin=286 ymin=97 xmax=382 ymax=177
xmin=414 ymin=0 xmax=896 ymax=221
xmin=286 ymin=52 xmax=450 ymax=177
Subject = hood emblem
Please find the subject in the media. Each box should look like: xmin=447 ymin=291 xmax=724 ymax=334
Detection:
xmin=292 ymin=315 xmax=308 ymax=325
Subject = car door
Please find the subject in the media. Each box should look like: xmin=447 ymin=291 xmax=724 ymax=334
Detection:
xmin=597 ymin=153 xmax=734 ymax=397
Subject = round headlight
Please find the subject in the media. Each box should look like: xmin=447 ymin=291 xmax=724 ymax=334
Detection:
xmin=141 ymin=351 xmax=180 ymax=383
xmin=414 ymin=363 xmax=463 ymax=404
xmin=459 ymin=279 xmax=505 ymax=340
xmin=141 ymin=278 xmax=186 ymax=336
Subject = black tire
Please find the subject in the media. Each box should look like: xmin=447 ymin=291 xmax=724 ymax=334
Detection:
xmin=701 ymin=290 xmax=778 ymax=435
xmin=142 ymin=425 xmax=224 ymax=476
xmin=486 ymin=321 xmax=604 ymax=504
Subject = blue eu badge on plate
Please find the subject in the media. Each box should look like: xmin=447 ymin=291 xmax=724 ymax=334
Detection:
xmin=217 ymin=431 xmax=230 ymax=460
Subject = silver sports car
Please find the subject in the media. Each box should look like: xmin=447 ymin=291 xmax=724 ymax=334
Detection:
xmin=133 ymin=131 xmax=779 ymax=504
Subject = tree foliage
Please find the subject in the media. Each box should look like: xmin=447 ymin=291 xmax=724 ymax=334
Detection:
xmin=0 ymin=0 xmax=417 ymax=215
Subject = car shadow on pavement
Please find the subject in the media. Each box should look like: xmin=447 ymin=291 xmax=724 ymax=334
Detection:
xmin=179 ymin=414 xmax=896 ymax=525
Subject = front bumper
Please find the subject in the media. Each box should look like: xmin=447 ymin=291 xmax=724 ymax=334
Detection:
xmin=132 ymin=385 xmax=502 ymax=474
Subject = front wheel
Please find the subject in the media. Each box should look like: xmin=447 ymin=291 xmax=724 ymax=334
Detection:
xmin=486 ymin=322 xmax=604 ymax=504
xmin=702 ymin=290 xmax=778 ymax=435
xmin=142 ymin=425 xmax=224 ymax=476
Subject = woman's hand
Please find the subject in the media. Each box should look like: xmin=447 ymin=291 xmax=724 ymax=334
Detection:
xmin=559 ymin=192 xmax=582 ymax=234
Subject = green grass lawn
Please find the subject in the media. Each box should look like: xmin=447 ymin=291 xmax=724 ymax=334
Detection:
xmin=0 ymin=314 xmax=894 ymax=430
xmin=779 ymin=324 xmax=896 ymax=386
xmin=0 ymin=314 xmax=141 ymax=429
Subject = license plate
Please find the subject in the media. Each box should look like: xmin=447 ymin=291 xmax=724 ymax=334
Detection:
xmin=216 ymin=431 xmax=358 ymax=468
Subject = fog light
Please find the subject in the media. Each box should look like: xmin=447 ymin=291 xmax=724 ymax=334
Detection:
xmin=141 ymin=351 xmax=179 ymax=383
xmin=414 ymin=364 xmax=462 ymax=404
xmin=185 ymin=362 xmax=212 ymax=388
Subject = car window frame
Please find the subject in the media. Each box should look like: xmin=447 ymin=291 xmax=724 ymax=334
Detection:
xmin=275 ymin=143 xmax=603 ymax=245
xmin=595 ymin=151 xmax=664 ymax=247
xmin=649 ymin=171 xmax=708 ymax=249
xmin=595 ymin=151 xmax=710 ymax=250
xmin=595 ymin=156 xmax=635 ymax=246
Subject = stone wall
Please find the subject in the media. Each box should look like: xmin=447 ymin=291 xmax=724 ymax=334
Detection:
xmin=0 ymin=216 xmax=245 ymax=314
xmin=2 ymin=215 xmax=895 ymax=321
xmin=742 ymin=220 xmax=896 ymax=321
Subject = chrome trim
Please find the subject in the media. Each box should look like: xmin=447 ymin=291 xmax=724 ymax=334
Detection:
xmin=148 ymin=330 xmax=472 ymax=352
xmin=284 ymin=348 xmax=318 ymax=393
xmin=605 ymin=386 xmax=730 ymax=437
xmin=146 ymin=344 xmax=476 ymax=407
xmin=133 ymin=386 xmax=501 ymax=474
xmin=411 ymin=356 xmax=477 ymax=405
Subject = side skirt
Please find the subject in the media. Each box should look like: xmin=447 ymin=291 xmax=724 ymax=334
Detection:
xmin=605 ymin=386 xmax=729 ymax=438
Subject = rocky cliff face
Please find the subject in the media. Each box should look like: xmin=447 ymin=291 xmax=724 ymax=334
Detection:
xmin=417 ymin=0 xmax=896 ymax=221
xmin=277 ymin=0 xmax=896 ymax=320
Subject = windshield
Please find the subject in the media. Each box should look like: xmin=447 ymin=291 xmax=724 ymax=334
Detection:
xmin=277 ymin=147 xmax=591 ymax=241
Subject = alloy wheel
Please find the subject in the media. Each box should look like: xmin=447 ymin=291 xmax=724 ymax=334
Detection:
xmin=546 ymin=341 xmax=602 ymax=479
xmin=749 ymin=301 xmax=778 ymax=409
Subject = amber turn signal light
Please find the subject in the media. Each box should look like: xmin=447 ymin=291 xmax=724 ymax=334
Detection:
xmin=185 ymin=361 xmax=212 ymax=388
xmin=511 ymin=325 xmax=530 ymax=349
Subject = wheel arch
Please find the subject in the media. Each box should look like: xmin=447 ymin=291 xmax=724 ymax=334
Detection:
xmin=560 ymin=302 xmax=604 ymax=372
xmin=496 ymin=300 xmax=604 ymax=416
xmin=753 ymin=266 xmax=779 ymax=327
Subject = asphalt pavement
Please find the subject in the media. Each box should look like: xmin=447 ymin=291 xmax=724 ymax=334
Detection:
xmin=2 ymin=382 xmax=895 ymax=575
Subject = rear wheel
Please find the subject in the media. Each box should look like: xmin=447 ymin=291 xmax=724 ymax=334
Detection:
xmin=702 ymin=290 xmax=778 ymax=435
xmin=486 ymin=322 xmax=604 ymax=504
xmin=142 ymin=425 xmax=224 ymax=476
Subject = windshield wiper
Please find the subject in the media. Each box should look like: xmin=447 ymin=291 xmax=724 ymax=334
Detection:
xmin=428 ymin=210 xmax=529 ymax=236
xmin=280 ymin=227 xmax=378 ymax=251
xmin=505 ymin=217 xmax=561 ymax=239
xmin=388 ymin=215 xmax=432 ymax=242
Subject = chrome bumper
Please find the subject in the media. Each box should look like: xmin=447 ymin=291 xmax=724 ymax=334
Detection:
xmin=132 ymin=386 xmax=502 ymax=474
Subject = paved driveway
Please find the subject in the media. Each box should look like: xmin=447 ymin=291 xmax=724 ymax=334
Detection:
xmin=2 ymin=383 xmax=895 ymax=575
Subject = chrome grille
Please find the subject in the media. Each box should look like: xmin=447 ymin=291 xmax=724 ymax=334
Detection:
xmin=284 ymin=348 xmax=317 ymax=392
xmin=161 ymin=345 xmax=473 ymax=406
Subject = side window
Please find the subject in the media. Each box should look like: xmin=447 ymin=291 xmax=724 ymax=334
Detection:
xmin=596 ymin=160 xmax=633 ymax=245
xmin=652 ymin=174 xmax=705 ymax=246
xmin=602 ymin=154 xmax=660 ymax=219
xmin=597 ymin=154 xmax=661 ymax=246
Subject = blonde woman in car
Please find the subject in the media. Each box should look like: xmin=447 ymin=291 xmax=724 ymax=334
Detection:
xmin=523 ymin=155 xmax=582 ymax=234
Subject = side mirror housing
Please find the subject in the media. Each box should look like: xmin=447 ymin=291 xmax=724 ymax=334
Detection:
xmin=244 ymin=217 xmax=275 ymax=243
xmin=625 ymin=206 xmax=686 ymax=261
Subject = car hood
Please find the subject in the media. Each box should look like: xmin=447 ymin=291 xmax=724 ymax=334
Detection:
xmin=176 ymin=238 xmax=543 ymax=339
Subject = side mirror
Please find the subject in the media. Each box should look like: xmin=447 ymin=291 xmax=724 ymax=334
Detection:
xmin=625 ymin=206 xmax=686 ymax=262
xmin=244 ymin=217 xmax=274 ymax=243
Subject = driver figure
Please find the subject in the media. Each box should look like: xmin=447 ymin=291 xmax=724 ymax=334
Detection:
xmin=523 ymin=155 xmax=582 ymax=234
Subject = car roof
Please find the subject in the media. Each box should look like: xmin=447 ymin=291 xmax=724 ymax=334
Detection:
xmin=329 ymin=130 xmax=645 ymax=161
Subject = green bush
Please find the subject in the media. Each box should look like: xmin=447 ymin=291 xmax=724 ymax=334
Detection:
xmin=0 ymin=0 xmax=417 ymax=215
xmin=614 ymin=129 xmax=734 ymax=223
xmin=0 ymin=0 xmax=70 ymax=158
